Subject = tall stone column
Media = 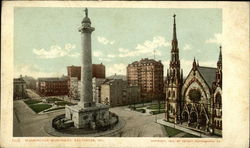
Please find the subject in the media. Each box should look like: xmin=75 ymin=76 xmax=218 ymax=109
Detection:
xmin=78 ymin=8 xmax=95 ymax=108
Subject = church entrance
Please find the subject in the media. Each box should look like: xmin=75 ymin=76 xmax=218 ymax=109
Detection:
xmin=189 ymin=112 xmax=198 ymax=128
xmin=199 ymin=113 xmax=207 ymax=130
xmin=182 ymin=111 xmax=188 ymax=122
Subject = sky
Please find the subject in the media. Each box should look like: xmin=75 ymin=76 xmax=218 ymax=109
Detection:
xmin=14 ymin=8 xmax=222 ymax=78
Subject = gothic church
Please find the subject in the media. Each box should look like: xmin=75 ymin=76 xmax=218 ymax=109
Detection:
xmin=165 ymin=15 xmax=222 ymax=136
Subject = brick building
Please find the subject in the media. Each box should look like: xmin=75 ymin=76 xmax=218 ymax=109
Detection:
xmin=127 ymin=58 xmax=164 ymax=101
xmin=67 ymin=64 xmax=105 ymax=80
xmin=37 ymin=76 xmax=69 ymax=97
xmin=67 ymin=66 xmax=81 ymax=81
xmin=92 ymin=63 xmax=105 ymax=78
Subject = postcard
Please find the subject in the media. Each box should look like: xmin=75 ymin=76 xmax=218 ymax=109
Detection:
xmin=1 ymin=1 xmax=249 ymax=148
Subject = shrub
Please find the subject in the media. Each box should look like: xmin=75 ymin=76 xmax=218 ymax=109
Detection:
xmin=55 ymin=101 xmax=74 ymax=106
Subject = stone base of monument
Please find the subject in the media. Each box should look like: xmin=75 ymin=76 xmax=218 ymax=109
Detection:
xmin=45 ymin=111 xmax=124 ymax=137
xmin=65 ymin=103 xmax=111 ymax=129
xmin=46 ymin=103 xmax=124 ymax=137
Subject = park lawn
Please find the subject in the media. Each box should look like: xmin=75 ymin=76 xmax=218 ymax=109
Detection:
xmin=182 ymin=133 xmax=199 ymax=138
xmin=46 ymin=98 xmax=62 ymax=103
xmin=44 ymin=107 xmax=65 ymax=112
xmin=135 ymin=108 xmax=146 ymax=113
xmin=24 ymin=99 xmax=42 ymax=105
xmin=29 ymin=104 xmax=52 ymax=113
xmin=147 ymin=104 xmax=165 ymax=110
xmin=55 ymin=101 xmax=74 ymax=106
xmin=150 ymin=110 xmax=165 ymax=115
xmin=164 ymin=126 xmax=183 ymax=137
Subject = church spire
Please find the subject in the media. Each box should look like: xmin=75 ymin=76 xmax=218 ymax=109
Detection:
xmin=171 ymin=14 xmax=178 ymax=52
xmin=219 ymin=46 xmax=222 ymax=62
xmin=173 ymin=14 xmax=177 ymax=40
xmin=217 ymin=46 xmax=222 ymax=68
xmin=193 ymin=57 xmax=197 ymax=70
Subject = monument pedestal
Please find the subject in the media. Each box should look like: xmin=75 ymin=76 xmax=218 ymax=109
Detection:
xmin=65 ymin=103 xmax=110 ymax=129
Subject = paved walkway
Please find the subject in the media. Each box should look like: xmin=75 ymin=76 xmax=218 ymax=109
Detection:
xmin=13 ymin=100 xmax=64 ymax=137
xmin=110 ymin=106 xmax=165 ymax=137
xmin=157 ymin=118 xmax=219 ymax=138
xmin=13 ymin=97 xmax=167 ymax=137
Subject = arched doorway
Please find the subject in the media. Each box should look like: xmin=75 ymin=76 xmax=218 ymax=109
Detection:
xmin=189 ymin=112 xmax=198 ymax=128
xmin=182 ymin=111 xmax=188 ymax=122
xmin=200 ymin=113 xmax=207 ymax=130
xmin=190 ymin=112 xmax=197 ymax=123
xmin=200 ymin=113 xmax=207 ymax=126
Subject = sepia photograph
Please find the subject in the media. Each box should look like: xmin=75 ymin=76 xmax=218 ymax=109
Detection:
xmin=13 ymin=7 xmax=222 ymax=138
xmin=1 ymin=1 xmax=249 ymax=148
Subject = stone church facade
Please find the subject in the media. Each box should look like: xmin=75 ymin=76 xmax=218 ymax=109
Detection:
xmin=165 ymin=15 xmax=222 ymax=136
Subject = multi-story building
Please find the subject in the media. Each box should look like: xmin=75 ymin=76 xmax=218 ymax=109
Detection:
xmin=92 ymin=63 xmax=105 ymax=78
xmin=67 ymin=63 xmax=105 ymax=81
xmin=22 ymin=76 xmax=37 ymax=90
xmin=127 ymin=58 xmax=164 ymax=102
xmin=92 ymin=77 xmax=106 ymax=103
xmin=67 ymin=66 xmax=81 ymax=81
xmin=100 ymin=79 xmax=141 ymax=107
xmin=37 ymin=76 xmax=69 ymax=97
xmin=13 ymin=75 xmax=27 ymax=100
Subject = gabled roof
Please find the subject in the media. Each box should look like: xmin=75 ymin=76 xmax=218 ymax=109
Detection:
xmin=197 ymin=66 xmax=216 ymax=88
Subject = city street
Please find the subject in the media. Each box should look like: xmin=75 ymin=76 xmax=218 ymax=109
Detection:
xmin=13 ymin=100 xmax=165 ymax=137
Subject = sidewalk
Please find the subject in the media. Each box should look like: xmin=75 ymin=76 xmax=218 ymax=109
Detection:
xmin=157 ymin=118 xmax=216 ymax=138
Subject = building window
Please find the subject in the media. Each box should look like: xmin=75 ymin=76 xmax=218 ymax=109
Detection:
xmin=188 ymin=89 xmax=201 ymax=102
xmin=215 ymin=93 xmax=222 ymax=108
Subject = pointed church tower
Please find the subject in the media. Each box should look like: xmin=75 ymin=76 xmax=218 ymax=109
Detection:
xmin=165 ymin=14 xmax=183 ymax=124
xmin=215 ymin=46 xmax=222 ymax=87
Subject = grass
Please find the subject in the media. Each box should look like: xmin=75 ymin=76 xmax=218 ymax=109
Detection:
xmin=164 ymin=126 xmax=183 ymax=137
xmin=24 ymin=100 xmax=42 ymax=105
xmin=147 ymin=104 xmax=165 ymax=110
xmin=46 ymin=98 xmax=62 ymax=103
xmin=135 ymin=108 xmax=146 ymax=113
xmin=29 ymin=104 xmax=52 ymax=113
xmin=55 ymin=101 xmax=74 ymax=106
xmin=150 ymin=110 xmax=165 ymax=115
xmin=182 ymin=133 xmax=199 ymax=138
xmin=44 ymin=107 xmax=65 ymax=112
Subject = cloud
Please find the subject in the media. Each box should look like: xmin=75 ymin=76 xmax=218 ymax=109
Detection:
xmin=14 ymin=64 xmax=65 ymax=79
xmin=118 ymin=36 xmax=170 ymax=57
xmin=98 ymin=58 xmax=111 ymax=62
xmin=107 ymin=54 xmax=115 ymax=58
xmin=93 ymin=51 xmax=103 ymax=57
xmin=97 ymin=36 xmax=115 ymax=45
xmin=183 ymin=44 xmax=192 ymax=51
xmin=205 ymin=33 xmax=222 ymax=44
xmin=118 ymin=48 xmax=129 ymax=53
xmin=106 ymin=63 xmax=127 ymax=76
xmin=33 ymin=43 xmax=79 ymax=59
